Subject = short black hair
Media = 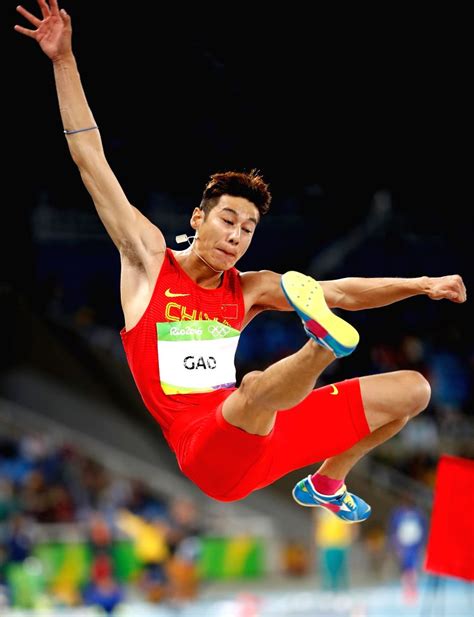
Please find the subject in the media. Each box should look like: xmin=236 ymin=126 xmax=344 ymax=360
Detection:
xmin=200 ymin=169 xmax=271 ymax=217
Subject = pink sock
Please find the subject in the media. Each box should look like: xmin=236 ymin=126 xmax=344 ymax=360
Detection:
xmin=311 ymin=472 xmax=344 ymax=495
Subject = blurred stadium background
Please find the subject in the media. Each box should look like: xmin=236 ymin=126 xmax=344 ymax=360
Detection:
xmin=2 ymin=2 xmax=472 ymax=614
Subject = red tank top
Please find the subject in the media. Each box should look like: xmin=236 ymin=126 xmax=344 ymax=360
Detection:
xmin=120 ymin=248 xmax=245 ymax=447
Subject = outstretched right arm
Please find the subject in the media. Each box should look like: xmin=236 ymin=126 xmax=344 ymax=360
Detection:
xmin=15 ymin=1 xmax=165 ymax=269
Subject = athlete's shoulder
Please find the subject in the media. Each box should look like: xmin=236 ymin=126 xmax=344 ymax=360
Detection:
xmin=239 ymin=270 xmax=285 ymax=309
xmin=239 ymin=269 xmax=280 ymax=284
xmin=239 ymin=269 xmax=268 ymax=289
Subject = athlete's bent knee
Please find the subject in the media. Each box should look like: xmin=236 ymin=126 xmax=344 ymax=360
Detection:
xmin=405 ymin=370 xmax=431 ymax=417
xmin=239 ymin=371 xmax=263 ymax=407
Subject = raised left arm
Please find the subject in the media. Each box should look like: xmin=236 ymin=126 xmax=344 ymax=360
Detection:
xmin=241 ymin=271 xmax=467 ymax=321
xmin=321 ymin=274 xmax=467 ymax=310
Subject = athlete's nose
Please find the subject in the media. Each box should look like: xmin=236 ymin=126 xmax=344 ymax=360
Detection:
xmin=228 ymin=227 xmax=241 ymax=244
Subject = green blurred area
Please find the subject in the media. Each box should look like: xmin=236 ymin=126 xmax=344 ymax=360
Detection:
xmin=6 ymin=536 xmax=264 ymax=608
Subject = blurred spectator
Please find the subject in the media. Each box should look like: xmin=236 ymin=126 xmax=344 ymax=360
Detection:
xmin=0 ymin=479 xmax=18 ymax=523
xmin=19 ymin=470 xmax=54 ymax=523
xmin=166 ymin=535 xmax=201 ymax=603
xmin=82 ymin=573 xmax=124 ymax=615
xmin=127 ymin=479 xmax=167 ymax=519
xmin=48 ymin=483 xmax=75 ymax=523
xmin=0 ymin=437 xmax=33 ymax=487
xmin=116 ymin=508 xmax=170 ymax=603
xmin=87 ymin=511 xmax=113 ymax=557
xmin=398 ymin=335 xmax=431 ymax=379
xmin=165 ymin=497 xmax=202 ymax=602
xmin=166 ymin=496 xmax=202 ymax=555
xmin=19 ymin=433 xmax=50 ymax=466
xmin=0 ymin=545 xmax=7 ymax=586
xmin=86 ymin=510 xmax=115 ymax=596
xmin=388 ymin=495 xmax=428 ymax=603
xmin=281 ymin=538 xmax=310 ymax=577
xmin=371 ymin=342 xmax=403 ymax=373
xmin=79 ymin=458 xmax=110 ymax=511
xmin=314 ymin=508 xmax=358 ymax=593
xmin=402 ymin=453 xmax=438 ymax=487
xmin=91 ymin=552 xmax=113 ymax=583
xmin=98 ymin=476 xmax=133 ymax=516
xmin=3 ymin=513 xmax=34 ymax=564
xmin=429 ymin=350 xmax=469 ymax=409
xmin=0 ymin=578 xmax=8 ymax=612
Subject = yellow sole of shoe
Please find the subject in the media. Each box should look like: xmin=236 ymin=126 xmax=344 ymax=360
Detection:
xmin=281 ymin=271 xmax=359 ymax=349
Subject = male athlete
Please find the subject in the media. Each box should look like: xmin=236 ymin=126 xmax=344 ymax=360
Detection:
xmin=15 ymin=1 xmax=467 ymax=523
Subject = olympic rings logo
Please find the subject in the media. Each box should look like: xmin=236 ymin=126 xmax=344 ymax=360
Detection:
xmin=207 ymin=324 xmax=230 ymax=338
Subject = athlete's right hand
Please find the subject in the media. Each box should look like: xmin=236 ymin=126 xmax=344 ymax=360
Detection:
xmin=14 ymin=0 xmax=72 ymax=63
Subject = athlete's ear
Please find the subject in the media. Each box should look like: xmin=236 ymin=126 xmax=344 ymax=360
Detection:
xmin=190 ymin=207 xmax=204 ymax=231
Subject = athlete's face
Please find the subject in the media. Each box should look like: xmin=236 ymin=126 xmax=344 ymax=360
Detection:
xmin=191 ymin=195 xmax=259 ymax=270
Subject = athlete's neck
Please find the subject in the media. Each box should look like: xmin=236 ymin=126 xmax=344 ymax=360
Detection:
xmin=176 ymin=244 xmax=224 ymax=288
xmin=192 ymin=245 xmax=223 ymax=274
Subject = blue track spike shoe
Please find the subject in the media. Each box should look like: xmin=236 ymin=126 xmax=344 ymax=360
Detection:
xmin=292 ymin=475 xmax=371 ymax=523
xmin=281 ymin=271 xmax=359 ymax=358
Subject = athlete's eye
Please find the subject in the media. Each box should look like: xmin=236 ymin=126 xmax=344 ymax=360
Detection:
xmin=243 ymin=228 xmax=253 ymax=235
xmin=223 ymin=219 xmax=233 ymax=225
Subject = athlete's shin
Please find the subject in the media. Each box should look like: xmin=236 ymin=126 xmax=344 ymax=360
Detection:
xmin=316 ymin=416 xmax=409 ymax=480
xmin=243 ymin=341 xmax=334 ymax=410
xmin=221 ymin=341 xmax=334 ymax=435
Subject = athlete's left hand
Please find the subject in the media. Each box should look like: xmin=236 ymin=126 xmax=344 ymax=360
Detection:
xmin=427 ymin=274 xmax=467 ymax=303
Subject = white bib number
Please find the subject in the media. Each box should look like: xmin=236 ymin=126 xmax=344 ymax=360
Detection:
xmin=157 ymin=320 xmax=240 ymax=395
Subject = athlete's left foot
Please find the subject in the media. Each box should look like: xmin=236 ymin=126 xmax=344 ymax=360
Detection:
xmin=281 ymin=271 xmax=359 ymax=358
xmin=292 ymin=475 xmax=371 ymax=523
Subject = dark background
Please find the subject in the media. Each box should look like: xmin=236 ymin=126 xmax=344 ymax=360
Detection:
xmin=3 ymin=1 xmax=472 ymax=376
xmin=6 ymin=6 xmax=471 ymax=242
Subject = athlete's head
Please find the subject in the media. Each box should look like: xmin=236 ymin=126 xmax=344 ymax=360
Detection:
xmin=189 ymin=170 xmax=271 ymax=270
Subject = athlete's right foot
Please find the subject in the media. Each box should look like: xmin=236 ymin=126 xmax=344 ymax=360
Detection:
xmin=292 ymin=475 xmax=371 ymax=523
xmin=280 ymin=271 xmax=359 ymax=358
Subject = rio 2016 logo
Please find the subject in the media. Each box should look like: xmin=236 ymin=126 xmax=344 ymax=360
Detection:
xmin=170 ymin=326 xmax=203 ymax=337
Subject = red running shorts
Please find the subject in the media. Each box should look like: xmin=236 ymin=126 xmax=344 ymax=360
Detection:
xmin=168 ymin=378 xmax=370 ymax=502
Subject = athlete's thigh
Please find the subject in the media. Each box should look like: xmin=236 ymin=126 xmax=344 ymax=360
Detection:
xmin=358 ymin=370 xmax=430 ymax=431
xmin=171 ymin=398 xmax=272 ymax=501
xmin=265 ymin=378 xmax=370 ymax=483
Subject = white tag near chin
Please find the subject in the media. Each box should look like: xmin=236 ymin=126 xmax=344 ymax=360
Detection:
xmin=157 ymin=320 xmax=240 ymax=394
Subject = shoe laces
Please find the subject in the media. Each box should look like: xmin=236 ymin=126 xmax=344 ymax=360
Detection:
xmin=342 ymin=492 xmax=356 ymax=510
